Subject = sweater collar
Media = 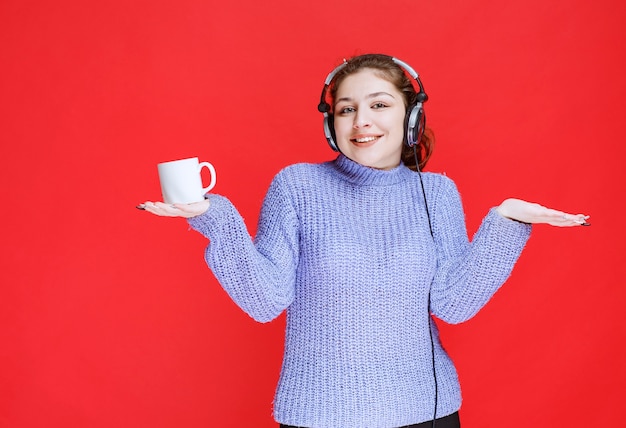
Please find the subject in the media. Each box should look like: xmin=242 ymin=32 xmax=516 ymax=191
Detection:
xmin=332 ymin=154 xmax=413 ymax=186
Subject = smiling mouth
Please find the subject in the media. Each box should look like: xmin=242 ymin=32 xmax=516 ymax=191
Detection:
xmin=352 ymin=136 xmax=380 ymax=143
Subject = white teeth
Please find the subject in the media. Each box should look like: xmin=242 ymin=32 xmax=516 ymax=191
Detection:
xmin=354 ymin=136 xmax=377 ymax=143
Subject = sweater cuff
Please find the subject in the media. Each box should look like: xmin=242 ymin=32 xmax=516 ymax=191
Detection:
xmin=486 ymin=206 xmax=532 ymax=243
xmin=186 ymin=194 xmax=232 ymax=239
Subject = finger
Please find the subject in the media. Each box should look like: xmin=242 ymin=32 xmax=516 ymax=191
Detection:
xmin=578 ymin=214 xmax=591 ymax=226
xmin=549 ymin=214 xmax=590 ymax=227
xmin=563 ymin=213 xmax=590 ymax=225
xmin=142 ymin=201 xmax=161 ymax=214
xmin=142 ymin=202 xmax=178 ymax=217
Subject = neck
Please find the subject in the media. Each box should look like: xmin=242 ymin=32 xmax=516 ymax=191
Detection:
xmin=333 ymin=155 xmax=413 ymax=186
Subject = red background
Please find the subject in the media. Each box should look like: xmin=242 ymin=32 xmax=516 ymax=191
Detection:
xmin=1 ymin=0 xmax=624 ymax=426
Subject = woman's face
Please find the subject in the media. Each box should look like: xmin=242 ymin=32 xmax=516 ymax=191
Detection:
xmin=333 ymin=69 xmax=406 ymax=170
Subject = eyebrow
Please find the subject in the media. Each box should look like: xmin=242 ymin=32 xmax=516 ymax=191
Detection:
xmin=335 ymin=91 xmax=397 ymax=104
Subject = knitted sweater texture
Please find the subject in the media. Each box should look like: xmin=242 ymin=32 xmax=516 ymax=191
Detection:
xmin=187 ymin=155 xmax=531 ymax=428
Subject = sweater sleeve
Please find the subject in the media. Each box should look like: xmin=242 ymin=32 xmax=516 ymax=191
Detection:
xmin=428 ymin=177 xmax=532 ymax=324
xmin=186 ymin=174 xmax=299 ymax=323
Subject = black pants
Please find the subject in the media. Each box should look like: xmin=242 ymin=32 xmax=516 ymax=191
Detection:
xmin=280 ymin=410 xmax=460 ymax=428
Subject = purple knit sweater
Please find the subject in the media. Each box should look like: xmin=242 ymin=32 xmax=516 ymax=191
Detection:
xmin=187 ymin=154 xmax=531 ymax=427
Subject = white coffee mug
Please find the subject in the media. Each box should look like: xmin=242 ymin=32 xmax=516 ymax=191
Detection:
xmin=157 ymin=157 xmax=216 ymax=204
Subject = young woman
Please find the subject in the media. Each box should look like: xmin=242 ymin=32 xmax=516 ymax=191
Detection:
xmin=139 ymin=54 xmax=589 ymax=428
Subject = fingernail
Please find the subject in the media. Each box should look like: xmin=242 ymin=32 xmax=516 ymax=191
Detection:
xmin=581 ymin=222 xmax=591 ymax=226
xmin=136 ymin=204 xmax=146 ymax=210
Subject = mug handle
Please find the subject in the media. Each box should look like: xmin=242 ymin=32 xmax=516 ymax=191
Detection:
xmin=198 ymin=162 xmax=217 ymax=194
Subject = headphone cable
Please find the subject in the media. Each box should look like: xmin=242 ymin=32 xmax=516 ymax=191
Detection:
xmin=413 ymin=146 xmax=438 ymax=428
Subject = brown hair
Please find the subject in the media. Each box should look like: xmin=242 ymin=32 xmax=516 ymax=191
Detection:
xmin=328 ymin=54 xmax=435 ymax=171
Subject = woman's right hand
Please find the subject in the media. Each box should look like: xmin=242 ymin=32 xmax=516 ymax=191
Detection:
xmin=137 ymin=199 xmax=210 ymax=218
xmin=495 ymin=198 xmax=589 ymax=226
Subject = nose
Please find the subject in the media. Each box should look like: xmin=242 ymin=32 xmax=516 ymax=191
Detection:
xmin=353 ymin=109 xmax=371 ymax=129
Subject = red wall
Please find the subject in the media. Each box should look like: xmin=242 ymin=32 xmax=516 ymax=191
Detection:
xmin=1 ymin=1 xmax=624 ymax=426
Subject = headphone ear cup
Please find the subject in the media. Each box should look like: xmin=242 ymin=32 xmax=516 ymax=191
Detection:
xmin=405 ymin=103 xmax=425 ymax=148
xmin=323 ymin=113 xmax=339 ymax=152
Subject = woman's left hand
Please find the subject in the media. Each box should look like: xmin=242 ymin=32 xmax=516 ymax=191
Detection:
xmin=137 ymin=199 xmax=211 ymax=218
xmin=496 ymin=198 xmax=590 ymax=227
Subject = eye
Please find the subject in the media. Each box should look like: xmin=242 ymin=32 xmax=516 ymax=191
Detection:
xmin=337 ymin=106 xmax=355 ymax=115
xmin=372 ymin=102 xmax=387 ymax=109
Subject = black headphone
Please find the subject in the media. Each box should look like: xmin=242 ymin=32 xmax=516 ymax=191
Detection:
xmin=317 ymin=56 xmax=429 ymax=152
